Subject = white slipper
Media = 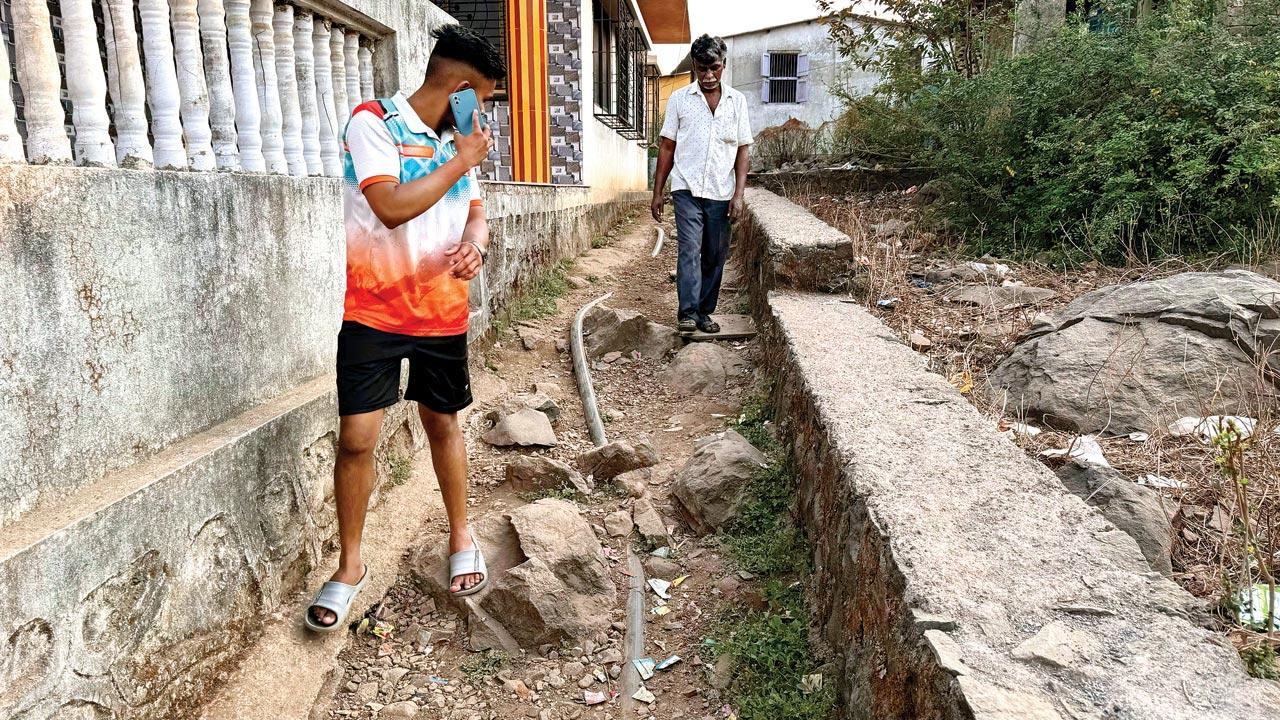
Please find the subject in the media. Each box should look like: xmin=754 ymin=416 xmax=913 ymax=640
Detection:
xmin=448 ymin=530 xmax=489 ymax=597
xmin=304 ymin=565 xmax=369 ymax=633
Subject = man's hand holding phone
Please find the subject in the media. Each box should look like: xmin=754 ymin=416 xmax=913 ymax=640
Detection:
xmin=455 ymin=111 xmax=492 ymax=170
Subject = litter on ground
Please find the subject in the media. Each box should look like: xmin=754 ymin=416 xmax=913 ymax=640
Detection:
xmin=648 ymin=578 xmax=672 ymax=599
xmin=1040 ymin=435 xmax=1110 ymax=467
xmin=1137 ymin=473 xmax=1185 ymax=489
xmin=656 ymin=655 xmax=682 ymax=671
xmin=1168 ymin=416 xmax=1258 ymax=443
xmin=1235 ymin=584 xmax=1280 ymax=631
xmin=583 ymin=691 xmax=606 ymax=705
xmin=633 ymin=657 xmax=656 ymax=680
xmin=633 ymin=686 xmax=656 ymax=704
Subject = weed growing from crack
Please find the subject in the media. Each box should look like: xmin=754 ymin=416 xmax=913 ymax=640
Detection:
xmin=518 ymin=484 xmax=586 ymax=503
xmin=387 ymin=454 xmax=412 ymax=487
xmin=461 ymin=650 xmax=507 ymax=681
xmin=509 ymin=259 xmax=573 ymax=324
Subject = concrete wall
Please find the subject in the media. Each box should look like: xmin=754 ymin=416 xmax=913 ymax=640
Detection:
xmin=723 ymin=20 xmax=879 ymax=136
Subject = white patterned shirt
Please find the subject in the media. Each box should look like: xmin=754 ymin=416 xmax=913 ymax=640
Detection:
xmin=660 ymin=82 xmax=753 ymax=201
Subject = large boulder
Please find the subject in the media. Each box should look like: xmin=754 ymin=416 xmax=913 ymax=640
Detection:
xmin=661 ymin=343 xmax=748 ymax=396
xmin=482 ymin=408 xmax=557 ymax=447
xmin=1054 ymin=461 xmax=1173 ymax=576
xmin=670 ymin=429 xmax=769 ymax=535
xmin=410 ymin=500 xmax=615 ymax=650
xmin=582 ymin=305 xmax=680 ymax=359
xmin=577 ymin=438 xmax=659 ymax=481
xmin=505 ymin=455 xmax=591 ymax=494
xmin=988 ymin=270 xmax=1280 ymax=434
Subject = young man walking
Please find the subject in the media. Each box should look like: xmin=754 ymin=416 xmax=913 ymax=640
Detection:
xmin=306 ymin=24 xmax=506 ymax=632
xmin=651 ymin=34 xmax=753 ymax=334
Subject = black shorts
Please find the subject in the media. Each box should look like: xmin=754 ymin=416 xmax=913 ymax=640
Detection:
xmin=335 ymin=321 xmax=473 ymax=416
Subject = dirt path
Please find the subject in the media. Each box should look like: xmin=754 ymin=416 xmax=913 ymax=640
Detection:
xmin=311 ymin=210 xmax=761 ymax=720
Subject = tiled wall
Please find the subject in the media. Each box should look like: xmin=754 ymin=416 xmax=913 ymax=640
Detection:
xmin=546 ymin=0 xmax=584 ymax=185
xmin=478 ymin=1 xmax=584 ymax=185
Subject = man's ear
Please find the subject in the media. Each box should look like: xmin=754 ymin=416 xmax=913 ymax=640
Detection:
xmin=453 ymin=80 xmax=473 ymax=93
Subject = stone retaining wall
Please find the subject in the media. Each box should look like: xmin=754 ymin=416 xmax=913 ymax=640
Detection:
xmin=743 ymin=188 xmax=1280 ymax=720
xmin=0 ymin=163 xmax=639 ymax=720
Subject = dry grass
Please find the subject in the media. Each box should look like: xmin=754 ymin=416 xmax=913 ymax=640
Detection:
xmin=785 ymin=183 xmax=1280 ymax=660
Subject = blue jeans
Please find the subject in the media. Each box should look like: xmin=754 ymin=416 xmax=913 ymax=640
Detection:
xmin=672 ymin=190 xmax=731 ymax=322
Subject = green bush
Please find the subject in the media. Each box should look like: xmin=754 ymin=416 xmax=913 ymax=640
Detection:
xmin=837 ymin=2 xmax=1280 ymax=263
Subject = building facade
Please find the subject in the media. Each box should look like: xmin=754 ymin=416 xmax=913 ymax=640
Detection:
xmin=721 ymin=17 xmax=880 ymax=137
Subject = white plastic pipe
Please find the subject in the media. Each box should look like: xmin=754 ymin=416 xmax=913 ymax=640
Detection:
xmin=572 ymin=292 xmax=613 ymax=447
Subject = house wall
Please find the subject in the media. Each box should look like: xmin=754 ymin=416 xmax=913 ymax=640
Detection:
xmin=580 ymin=0 xmax=651 ymax=203
xmin=723 ymin=20 xmax=878 ymax=136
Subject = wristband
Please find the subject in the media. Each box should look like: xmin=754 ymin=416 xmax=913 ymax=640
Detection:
xmin=465 ymin=240 xmax=488 ymax=261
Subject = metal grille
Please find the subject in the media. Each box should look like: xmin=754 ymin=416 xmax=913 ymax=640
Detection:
xmin=767 ymin=51 xmax=798 ymax=104
xmin=439 ymin=0 xmax=508 ymax=95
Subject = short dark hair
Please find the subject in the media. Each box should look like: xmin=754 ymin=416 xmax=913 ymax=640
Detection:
xmin=690 ymin=34 xmax=726 ymax=65
xmin=426 ymin=23 xmax=508 ymax=81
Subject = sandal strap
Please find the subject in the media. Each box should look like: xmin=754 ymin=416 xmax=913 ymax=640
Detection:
xmin=449 ymin=545 xmax=488 ymax=582
xmin=310 ymin=580 xmax=359 ymax=616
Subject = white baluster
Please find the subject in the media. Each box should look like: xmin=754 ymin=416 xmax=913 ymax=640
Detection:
xmin=11 ymin=0 xmax=72 ymax=163
xmin=273 ymin=4 xmax=305 ymax=176
xmin=0 ymin=27 xmax=23 ymax=162
xmin=313 ymin=20 xmax=340 ymax=176
xmin=329 ymin=28 xmax=348 ymax=132
xmin=170 ymin=0 xmax=216 ymax=170
xmin=344 ymin=33 xmax=361 ymax=112
xmin=358 ymin=45 xmax=374 ymax=101
xmin=61 ymin=0 xmax=115 ymax=165
xmin=139 ymin=0 xmax=188 ymax=168
xmin=225 ymin=0 xmax=264 ymax=171
xmin=198 ymin=0 xmax=241 ymax=169
xmin=101 ymin=0 xmax=155 ymax=167
xmin=251 ymin=0 xmax=287 ymax=173
xmin=293 ymin=12 xmax=323 ymax=175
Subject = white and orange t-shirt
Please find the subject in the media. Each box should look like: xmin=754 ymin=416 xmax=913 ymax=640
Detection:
xmin=341 ymin=91 xmax=482 ymax=337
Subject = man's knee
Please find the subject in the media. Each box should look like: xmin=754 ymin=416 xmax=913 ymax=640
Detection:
xmin=338 ymin=427 xmax=379 ymax=458
xmin=419 ymin=407 xmax=458 ymax=440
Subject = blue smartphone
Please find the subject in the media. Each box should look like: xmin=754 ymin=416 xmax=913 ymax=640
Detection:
xmin=449 ymin=88 xmax=487 ymax=135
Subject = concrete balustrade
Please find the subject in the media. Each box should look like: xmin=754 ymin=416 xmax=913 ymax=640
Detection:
xmin=62 ymin=0 xmax=115 ymax=166
xmin=293 ymin=11 xmax=324 ymax=175
xmin=139 ymin=0 xmax=189 ymax=169
xmin=313 ymin=19 xmax=341 ymax=176
xmin=252 ymin=0 xmax=289 ymax=174
xmin=0 ymin=0 xmax=378 ymax=173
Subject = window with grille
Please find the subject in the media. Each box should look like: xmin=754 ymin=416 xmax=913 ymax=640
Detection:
xmin=760 ymin=51 xmax=809 ymax=104
xmin=438 ymin=0 xmax=508 ymax=97
xmin=593 ymin=0 xmax=645 ymax=138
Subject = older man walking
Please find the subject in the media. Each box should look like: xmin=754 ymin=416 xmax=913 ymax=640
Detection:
xmin=651 ymin=34 xmax=753 ymax=335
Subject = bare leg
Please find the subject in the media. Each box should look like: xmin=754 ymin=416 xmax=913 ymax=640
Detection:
xmin=418 ymin=404 xmax=481 ymax=592
xmin=311 ymin=409 xmax=383 ymax=626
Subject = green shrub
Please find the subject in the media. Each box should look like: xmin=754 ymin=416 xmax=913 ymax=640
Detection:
xmin=834 ymin=1 xmax=1280 ymax=263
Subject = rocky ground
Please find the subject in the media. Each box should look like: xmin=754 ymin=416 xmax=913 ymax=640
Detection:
xmin=787 ymin=182 xmax=1280 ymax=670
xmin=313 ymin=212 xmax=775 ymax=719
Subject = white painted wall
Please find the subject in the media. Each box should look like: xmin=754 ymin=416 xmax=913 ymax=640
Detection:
xmin=580 ymin=0 xmax=651 ymax=202
xmin=723 ymin=20 xmax=880 ymax=136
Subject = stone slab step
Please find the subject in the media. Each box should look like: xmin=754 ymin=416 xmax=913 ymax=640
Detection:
xmin=683 ymin=314 xmax=756 ymax=342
